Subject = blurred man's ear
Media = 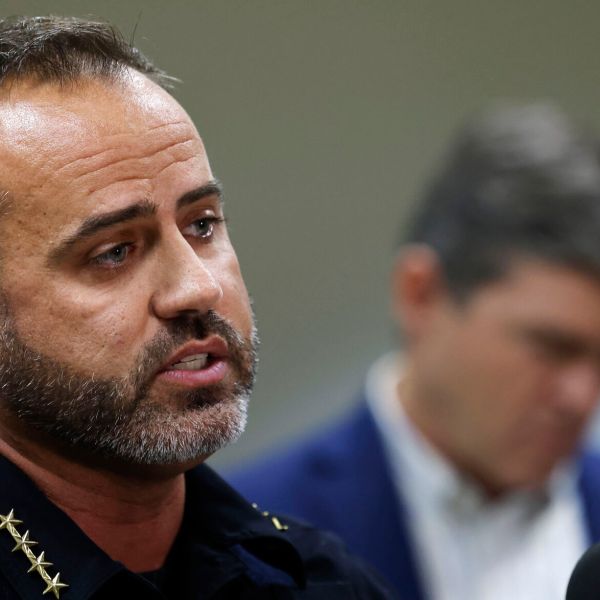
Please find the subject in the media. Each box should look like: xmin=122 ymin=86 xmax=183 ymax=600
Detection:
xmin=391 ymin=245 xmax=447 ymax=340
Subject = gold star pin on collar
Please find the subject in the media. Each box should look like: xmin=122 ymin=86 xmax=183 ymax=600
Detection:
xmin=28 ymin=551 xmax=52 ymax=574
xmin=0 ymin=509 xmax=68 ymax=598
xmin=251 ymin=503 xmax=289 ymax=531
xmin=12 ymin=530 xmax=38 ymax=552
xmin=0 ymin=509 xmax=22 ymax=530
xmin=42 ymin=573 xmax=68 ymax=598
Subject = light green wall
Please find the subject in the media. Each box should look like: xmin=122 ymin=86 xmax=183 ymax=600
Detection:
xmin=4 ymin=1 xmax=600 ymax=465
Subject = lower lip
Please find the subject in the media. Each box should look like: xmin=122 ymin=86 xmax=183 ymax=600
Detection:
xmin=157 ymin=358 xmax=228 ymax=388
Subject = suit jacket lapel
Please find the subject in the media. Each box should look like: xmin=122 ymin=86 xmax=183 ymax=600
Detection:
xmin=315 ymin=398 xmax=427 ymax=600
xmin=578 ymin=451 xmax=600 ymax=544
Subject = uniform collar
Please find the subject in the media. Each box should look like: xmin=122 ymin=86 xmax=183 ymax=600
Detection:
xmin=176 ymin=463 xmax=306 ymax=591
xmin=0 ymin=456 xmax=305 ymax=599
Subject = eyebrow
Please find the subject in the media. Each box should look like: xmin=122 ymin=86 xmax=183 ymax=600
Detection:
xmin=48 ymin=180 xmax=223 ymax=264
xmin=177 ymin=180 xmax=223 ymax=209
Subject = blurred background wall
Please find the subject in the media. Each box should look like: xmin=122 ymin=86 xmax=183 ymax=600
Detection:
xmin=5 ymin=0 xmax=600 ymax=466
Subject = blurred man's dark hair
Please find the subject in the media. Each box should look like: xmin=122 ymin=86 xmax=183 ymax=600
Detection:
xmin=405 ymin=104 xmax=600 ymax=301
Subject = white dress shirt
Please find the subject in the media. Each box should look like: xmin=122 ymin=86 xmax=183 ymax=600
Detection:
xmin=365 ymin=353 xmax=588 ymax=600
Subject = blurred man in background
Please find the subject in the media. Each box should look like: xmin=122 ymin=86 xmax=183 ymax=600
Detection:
xmin=228 ymin=104 xmax=600 ymax=600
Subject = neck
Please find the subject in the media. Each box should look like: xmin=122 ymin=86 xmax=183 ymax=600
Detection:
xmin=0 ymin=431 xmax=186 ymax=572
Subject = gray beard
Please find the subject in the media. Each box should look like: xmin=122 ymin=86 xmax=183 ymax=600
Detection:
xmin=0 ymin=310 xmax=258 ymax=466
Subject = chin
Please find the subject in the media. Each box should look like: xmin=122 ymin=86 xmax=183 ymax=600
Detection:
xmin=502 ymin=460 xmax=567 ymax=491
xmin=46 ymin=394 xmax=249 ymax=477
xmin=106 ymin=398 xmax=249 ymax=467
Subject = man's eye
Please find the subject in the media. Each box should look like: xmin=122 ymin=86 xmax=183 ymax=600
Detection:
xmin=91 ymin=243 xmax=132 ymax=267
xmin=184 ymin=216 xmax=225 ymax=240
xmin=529 ymin=335 xmax=581 ymax=362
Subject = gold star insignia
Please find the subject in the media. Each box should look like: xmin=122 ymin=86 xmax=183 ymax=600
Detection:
xmin=0 ymin=509 xmax=22 ymax=529
xmin=28 ymin=551 xmax=53 ymax=574
xmin=251 ymin=502 xmax=289 ymax=531
xmin=42 ymin=573 xmax=68 ymax=599
xmin=0 ymin=509 xmax=68 ymax=596
xmin=12 ymin=530 xmax=38 ymax=552
xmin=271 ymin=516 xmax=289 ymax=531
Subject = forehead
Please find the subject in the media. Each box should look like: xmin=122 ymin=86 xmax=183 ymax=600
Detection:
xmin=0 ymin=71 xmax=210 ymax=218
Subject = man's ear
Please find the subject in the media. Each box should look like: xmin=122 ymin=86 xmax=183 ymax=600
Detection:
xmin=391 ymin=245 xmax=447 ymax=339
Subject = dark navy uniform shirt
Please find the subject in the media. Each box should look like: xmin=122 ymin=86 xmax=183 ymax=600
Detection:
xmin=0 ymin=456 xmax=396 ymax=599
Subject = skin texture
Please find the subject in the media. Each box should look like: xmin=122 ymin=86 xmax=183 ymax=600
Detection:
xmin=394 ymin=247 xmax=600 ymax=497
xmin=0 ymin=71 xmax=254 ymax=570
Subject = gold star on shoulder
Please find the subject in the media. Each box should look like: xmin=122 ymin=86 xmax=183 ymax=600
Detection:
xmin=42 ymin=573 xmax=68 ymax=598
xmin=0 ymin=509 xmax=68 ymax=598
xmin=12 ymin=530 xmax=38 ymax=552
xmin=28 ymin=551 xmax=52 ymax=574
xmin=0 ymin=509 xmax=22 ymax=530
xmin=271 ymin=516 xmax=289 ymax=531
xmin=250 ymin=502 xmax=289 ymax=531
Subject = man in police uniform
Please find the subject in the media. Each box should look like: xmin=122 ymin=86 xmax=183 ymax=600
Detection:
xmin=0 ymin=16 xmax=393 ymax=599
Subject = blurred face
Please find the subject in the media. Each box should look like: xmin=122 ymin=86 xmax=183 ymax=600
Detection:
xmin=399 ymin=255 xmax=600 ymax=494
xmin=0 ymin=72 xmax=256 ymax=470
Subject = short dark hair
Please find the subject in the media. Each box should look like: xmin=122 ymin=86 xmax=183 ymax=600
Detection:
xmin=0 ymin=15 xmax=174 ymax=89
xmin=405 ymin=103 xmax=600 ymax=300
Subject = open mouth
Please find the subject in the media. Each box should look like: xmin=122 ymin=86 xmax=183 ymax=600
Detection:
xmin=170 ymin=353 xmax=210 ymax=371
xmin=156 ymin=337 xmax=230 ymax=388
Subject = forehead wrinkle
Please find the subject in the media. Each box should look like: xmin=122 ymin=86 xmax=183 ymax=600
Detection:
xmin=65 ymin=135 xmax=197 ymax=184
xmin=34 ymin=120 xmax=198 ymax=190
xmin=85 ymin=149 xmax=198 ymax=196
xmin=145 ymin=120 xmax=191 ymax=133
xmin=60 ymin=120 xmax=193 ymax=174
xmin=41 ymin=138 xmax=198 ymax=201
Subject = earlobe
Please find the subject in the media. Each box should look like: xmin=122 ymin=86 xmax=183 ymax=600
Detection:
xmin=391 ymin=245 xmax=445 ymax=337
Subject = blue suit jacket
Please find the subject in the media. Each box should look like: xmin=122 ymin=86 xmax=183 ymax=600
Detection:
xmin=225 ymin=394 xmax=600 ymax=600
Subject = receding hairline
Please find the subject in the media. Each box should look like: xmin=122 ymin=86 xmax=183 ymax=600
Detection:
xmin=0 ymin=15 xmax=184 ymax=202
xmin=0 ymin=15 xmax=177 ymax=90
xmin=0 ymin=66 xmax=172 ymax=107
xmin=0 ymin=67 xmax=192 ymax=223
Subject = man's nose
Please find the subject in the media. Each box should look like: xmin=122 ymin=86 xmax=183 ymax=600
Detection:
xmin=554 ymin=361 xmax=600 ymax=417
xmin=150 ymin=235 xmax=223 ymax=319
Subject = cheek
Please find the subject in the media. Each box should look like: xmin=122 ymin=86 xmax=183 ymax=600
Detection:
xmin=7 ymin=279 xmax=149 ymax=369
xmin=479 ymin=340 xmax=551 ymax=406
xmin=456 ymin=322 xmax=531 ymax=392
xmin=460 ymin=350 xmax=555 ymax=458
xmin=215 ymin=254 xmax=253 ymax=334
xmin=428 ymin=329 xmax=536 ymax=441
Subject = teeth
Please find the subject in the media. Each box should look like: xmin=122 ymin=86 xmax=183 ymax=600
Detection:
xmin=171 ymin=353 xmax=208 ymax=370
